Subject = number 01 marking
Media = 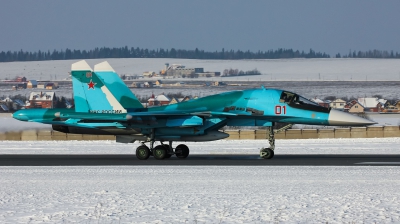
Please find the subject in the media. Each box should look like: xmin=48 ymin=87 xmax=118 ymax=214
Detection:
xmin=275 ymin=105 xmax=286 ymax=115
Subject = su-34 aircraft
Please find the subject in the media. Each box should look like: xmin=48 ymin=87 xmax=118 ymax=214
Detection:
xmin=13 ymin=60 xmax=375 ymax=160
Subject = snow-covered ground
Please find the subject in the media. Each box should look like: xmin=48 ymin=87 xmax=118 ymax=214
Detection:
xmin=1 ymin=139 xmax=400 ymax=223
xmin=1 ymin=58 xmax=400 ymax=81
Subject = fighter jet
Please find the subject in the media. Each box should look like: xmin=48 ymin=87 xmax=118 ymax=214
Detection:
xmin=13 ymin=60 xmax=375 ymax=160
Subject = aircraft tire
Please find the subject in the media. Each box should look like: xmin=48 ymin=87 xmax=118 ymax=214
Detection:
xmin=260 ymin=148 xmax=274 ymax=159
xmin=136 ymin=145 xmax=150 ymax=160
xmin=175 ymin=144 xmax=189 ymax=159
xmin=153 ymin=145 xmax=167 ymax=160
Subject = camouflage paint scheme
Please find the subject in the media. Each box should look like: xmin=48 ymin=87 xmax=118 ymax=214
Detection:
xmin=13 ymin=60 xmax=374 ymax=142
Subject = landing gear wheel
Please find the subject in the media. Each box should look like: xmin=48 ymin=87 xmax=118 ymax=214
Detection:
xmin=260 ymin=148 xmax=274 ymax=159
xmin=153 ymin=145 xmax=167 ymax=160
xmin=175 ymin=144 xmax=189 ymax=159
xmin=136 ymin=145 xmax=150 ymax=160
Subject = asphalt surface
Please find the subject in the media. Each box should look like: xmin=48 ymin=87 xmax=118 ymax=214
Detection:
xmin=1 ymin=154 xmax=400 ymax=166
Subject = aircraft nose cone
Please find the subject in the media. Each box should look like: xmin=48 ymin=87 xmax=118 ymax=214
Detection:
xmin=328 ymin=109 xmax=376 ymax=126
xmin=12 ymin=111 xmax=29 ymax=121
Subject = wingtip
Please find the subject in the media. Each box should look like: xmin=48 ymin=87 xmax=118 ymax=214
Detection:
xmin=71 ymin=60 xmax=92 ymax=71
xmin=94 ymin=61 xmax=115 ymax=72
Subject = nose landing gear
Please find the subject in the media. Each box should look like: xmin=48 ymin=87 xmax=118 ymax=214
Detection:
xmin=260 ymin=124 xmax=292 ymax=159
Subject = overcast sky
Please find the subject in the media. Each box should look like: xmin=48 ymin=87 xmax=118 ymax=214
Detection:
xmin=1 ymin=0 xmax=399 ymax=56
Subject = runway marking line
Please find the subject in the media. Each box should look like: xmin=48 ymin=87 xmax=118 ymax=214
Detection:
xmin=355 ymin=162 xmax=400 ymax=165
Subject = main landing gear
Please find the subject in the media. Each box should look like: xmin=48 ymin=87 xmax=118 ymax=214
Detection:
xmin=135 ymin=140 xmax=190 ymax=160
xmin=260 ymin=124 xmax=292 ymax=159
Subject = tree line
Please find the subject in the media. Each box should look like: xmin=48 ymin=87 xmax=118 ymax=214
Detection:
xmin=0 ymin=47 xmax=330 ymax=62
xmin=1 ymin=47 xmax=399 ymax=62
xmin=336 ymin=49 xmax=400 ymax=58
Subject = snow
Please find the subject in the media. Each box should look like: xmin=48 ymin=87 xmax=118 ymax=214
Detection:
xmin=1 ymin=58 xmax=400 ymax=81
xmin=1 ymin=139 xmax=400 ymax=223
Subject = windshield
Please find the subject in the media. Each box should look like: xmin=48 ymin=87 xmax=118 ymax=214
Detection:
xmin=280 ymin=91 xmax=330 ymax=113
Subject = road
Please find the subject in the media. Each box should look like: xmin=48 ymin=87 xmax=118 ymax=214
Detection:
xmin=1 ymin=154 xmax=400 ymax=166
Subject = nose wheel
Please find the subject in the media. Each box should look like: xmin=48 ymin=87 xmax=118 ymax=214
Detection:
xmin=260 ymin=148 xmax=274 ymax=159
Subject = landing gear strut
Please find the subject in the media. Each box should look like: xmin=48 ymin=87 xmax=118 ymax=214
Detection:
xmin=260 ymin=124 xmax=292 ymax=159
xmin=260 ymin=126 xmax=275 ymax=159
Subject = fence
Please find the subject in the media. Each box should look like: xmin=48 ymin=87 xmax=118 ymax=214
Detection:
xmin=0 ymin=126 xmax=399 ymax=141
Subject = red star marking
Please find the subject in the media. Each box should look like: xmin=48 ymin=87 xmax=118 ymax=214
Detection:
xmin=87 ymin=79 xmax=96 ymax=89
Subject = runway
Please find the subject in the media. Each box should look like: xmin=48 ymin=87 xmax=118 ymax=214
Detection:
xmin=1 ymin=154 xmax=400 ymax=166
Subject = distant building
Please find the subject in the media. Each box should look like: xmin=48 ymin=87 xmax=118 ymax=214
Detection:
xmin=37 ymin=82 xmax=46 ymax=89
xmin=148 ymin=94 xmax=170 ymax=106
xmin=169 ymin=96 xmax=192 ymax=105
xmin=27 ymin=92 xmax=56 ymax=109
xmin=12 ymin=83 xmax=27 ymax=90
xmin=45 ymin=82 xmax=58 ymax=90
xmin=143 ymin=71 xmax=156 ymax=77
xmin=131 ymin=82 xmax=142 ymax=88
xmin=212 ymin=81 xmax=226 ymax=86
xmin=181 ymin=96 xmax=191 ymax=102
xmin=329 ymin=99 xmax=346 ymax=110
xmin=27 ymin=80 xmax=38 ymax=89
xmin=344 ymin=100 xmax=365 ymax=113
xmin=382 ymin=104 xmax=400 ymax=113
xmin=358 ymin=98 xmax=386 ymax=112
xmin=169 ymin=97 xmax=179 ymax=105
xmin=144 ymin=82 xmax=153 ymax=88
xmin=394 ymin=101 xmax=400 ymax=109
xmin=154 ymin=80 xmax=163 ymax=86
xmin=15 ymin=77 xmax=27 ymax=82
xmin=311 ymin=98 xmax=330 ymax=108
xmin=197 ymin=72 xmax=221 ymax=77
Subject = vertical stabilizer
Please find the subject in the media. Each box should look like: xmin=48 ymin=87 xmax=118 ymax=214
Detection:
xmin=71 ymin=60 xmax=92 ymax=112
xmin=94 ymin=61 xmax=144 ymax=109
xmin=71 ymin=60 xmax=126 ymax=113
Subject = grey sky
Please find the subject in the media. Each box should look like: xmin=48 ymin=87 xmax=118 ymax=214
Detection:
xmin=1 ymin=0 xmax=399 ymax=56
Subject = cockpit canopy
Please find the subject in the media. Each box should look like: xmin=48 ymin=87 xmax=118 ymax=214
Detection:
xmin=280 ymin=91 xmax=330 ymax=113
